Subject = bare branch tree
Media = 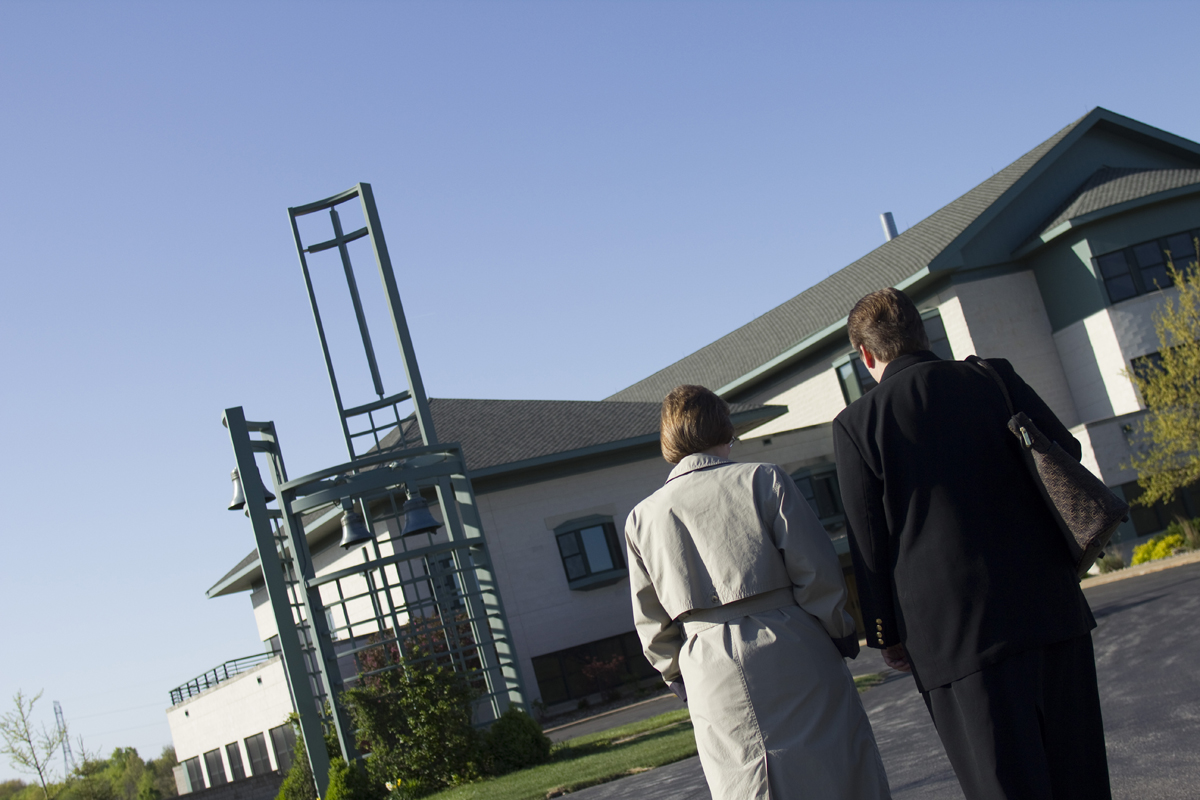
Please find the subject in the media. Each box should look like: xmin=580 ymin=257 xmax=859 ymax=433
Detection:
xmin=0 ymin=691 xmax=66 ymax=800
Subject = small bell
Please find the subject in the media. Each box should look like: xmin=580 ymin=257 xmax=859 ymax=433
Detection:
xmin=228 ymin=468 xmax=275 ymax=511
xmin=339 ymin=505 xmax=375 ymax=548
xmin=399 ymin=491 xmax=441 ymax=537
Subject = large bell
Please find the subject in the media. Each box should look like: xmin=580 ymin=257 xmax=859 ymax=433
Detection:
xmin=339 ymin=507 xmax=375 ymax=549
xmin=399 ymin=492 xmax=442 ymax=537
xmin=228 ymin=468 xmax=275 ymax=511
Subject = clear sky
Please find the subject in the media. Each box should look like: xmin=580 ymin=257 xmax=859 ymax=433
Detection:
xmin=1 ymin=0 xmax=1197 ymax=781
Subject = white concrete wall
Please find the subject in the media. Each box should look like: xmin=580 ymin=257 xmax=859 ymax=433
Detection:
xmin=750 ymin=365 xmax=848 ymax=435
xmin=944 ymin=270 xmax=1080 ymax=428
xmin=471 ymin=422 xmax=838 ymax=703
xmin=1052 ymin=289 xmax=1170 ymax=426
xmin=166 ymin=658 xmax=293 ymax=787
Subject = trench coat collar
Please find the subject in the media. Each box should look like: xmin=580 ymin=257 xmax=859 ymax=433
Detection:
xmin=879 ymin=349 xmax=941 ymax=383
xmin=666 ymin=453 xmax=733 ymax=483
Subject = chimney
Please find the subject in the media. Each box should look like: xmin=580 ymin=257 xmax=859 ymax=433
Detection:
xmin=880 ymin=212 xmax=899 ymax=242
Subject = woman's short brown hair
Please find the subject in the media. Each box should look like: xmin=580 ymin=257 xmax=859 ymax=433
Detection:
xmin=846 ymin=288 xmax=929 ymax=363
xmin=660 ymin=385 xmax=734 ymax=464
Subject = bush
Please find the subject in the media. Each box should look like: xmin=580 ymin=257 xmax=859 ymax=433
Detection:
xmin=1165 ymin=516 xmax=1200 ymax=551
xmin=343 ymin=649 xmax=481 ymax=799
xmin=323 ymin=759 xmax=372 ymax=800
xmin=1096 ymin=551 xmax=1126 ymax=573
xmin=481 ymin=708 xmax=552 ymax=776
xmin=1131 ymin=533 xmax=1186 ymax=565
xmin=275 ymin=733 xmax=315 ymax=800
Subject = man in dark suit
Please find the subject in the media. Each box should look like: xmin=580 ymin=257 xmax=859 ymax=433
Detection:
xmin=833 ymin=288 xmax=1111 ymax=800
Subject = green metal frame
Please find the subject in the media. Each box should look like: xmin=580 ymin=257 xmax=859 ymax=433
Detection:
xmin=223 ymin=184 xmax=526 ymax=796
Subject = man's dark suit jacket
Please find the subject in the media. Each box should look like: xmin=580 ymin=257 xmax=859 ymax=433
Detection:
xmin=833 ymin=350 xmax=1095 ymax=692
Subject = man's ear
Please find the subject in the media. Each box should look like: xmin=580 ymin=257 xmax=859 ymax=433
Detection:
xmin=858 ymin=345 xmax=876 ymax=369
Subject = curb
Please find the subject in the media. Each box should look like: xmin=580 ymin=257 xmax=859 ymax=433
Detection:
xmin=1081 ymin=549 xmax=1200 ymax=589
xmin=543 ymin=692 xmax=678 ymax=736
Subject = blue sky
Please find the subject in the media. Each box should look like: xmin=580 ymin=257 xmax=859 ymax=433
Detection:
xmin=1 ymin=0 xmax=1197 ymax=779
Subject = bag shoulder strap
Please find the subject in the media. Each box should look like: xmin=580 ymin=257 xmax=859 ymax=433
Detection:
xmin=966 ymin=355 xmax=1015 ymax=416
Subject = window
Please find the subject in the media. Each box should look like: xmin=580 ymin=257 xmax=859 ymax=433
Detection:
xmin=1094 ymin=229 xmax=1198 ymax=304
xmin=244 ymin=732 xmax=272 ymax=776
xmin=836 ymin=311 xmax=954 ymax=404
xmin=203 ymin=749 xmax=227 ymax=787
xmin=792 ymin=468 xmax=845 ymax=534
xmin=424 ymin=554 xmax=464 ymax=611
xmin=554 ymin=516 xmax=627 ymax=590
xmin=836 ymin=356 xmax=877 ymax=404
xmin=268 ymin=724 xmax=296 ymax=773
xmin=531 ymin=631 xmax=657 ymax=705
xmin=1118 ymin=480 xmax=1199 ymax=539
xmin=225 ymin=743 xmax=246 ymax=781
xmin=182 ymin=757 xmax=205 ymax=791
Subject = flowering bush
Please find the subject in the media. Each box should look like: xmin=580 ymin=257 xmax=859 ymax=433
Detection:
xmin=1131 ymin=533 xmax=1186 ymax=565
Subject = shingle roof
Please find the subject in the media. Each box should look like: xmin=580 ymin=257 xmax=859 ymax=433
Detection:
xmin=209 ymin=397 xmax=781 ymax=597
xmin=605 ymin=115 xmax=1089 ymax=403
xmin=378 ymin=397 xmax=773 ymax=473
xmin=1036 ymin=166 xmax=1200 ymax=236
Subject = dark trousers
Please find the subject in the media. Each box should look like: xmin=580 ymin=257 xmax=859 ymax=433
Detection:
xmin=922 ymin=633 xmax=1111 ymax=800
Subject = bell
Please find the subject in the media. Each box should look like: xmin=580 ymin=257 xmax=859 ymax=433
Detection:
xmin=399 ymin=492 xmax=442 ymax=537
xmin=228 ymin=468 xmax=276 ymax=511
xmin=339 ymin=508 xmax=375 ymax=549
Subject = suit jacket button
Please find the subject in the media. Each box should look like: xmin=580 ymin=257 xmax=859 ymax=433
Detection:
xmin=711 ymin=594 xmax=719 ymax=604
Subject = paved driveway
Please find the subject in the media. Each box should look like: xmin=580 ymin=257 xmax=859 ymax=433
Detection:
xmin=571 ymin=561 xmax=1200 ymax=799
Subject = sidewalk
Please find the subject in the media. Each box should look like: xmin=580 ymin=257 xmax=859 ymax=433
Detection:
xmin=566 ymin=556 xmax=1200 ymax=799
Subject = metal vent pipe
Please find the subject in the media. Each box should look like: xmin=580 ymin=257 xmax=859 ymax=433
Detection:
xmin=880 ymin=212 xmax=899 ymax=241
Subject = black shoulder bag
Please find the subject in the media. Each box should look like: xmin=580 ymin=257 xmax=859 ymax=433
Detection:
xmin=968 ymin=356 xmax=1129 ymax=577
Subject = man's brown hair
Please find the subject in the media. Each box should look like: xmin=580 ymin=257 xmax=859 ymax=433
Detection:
xmin=660 ymin=385 xmax=734 ymax=464
xmin=846 ymin=288 xmax=930 ymax=363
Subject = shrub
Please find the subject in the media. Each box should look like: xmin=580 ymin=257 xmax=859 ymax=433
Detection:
xmin=1096 ymin=551 xmax=1125 ymax=574
xmin=481 ymin=708 xmax=552 ymax=776
xmin=275 ymin=733 xmax=315 ymax=800
xmin=323 ymin=759 xmax=372 ymax=800
xmin=1131 ymin=533 xmax=1186 ymax=565
xmin=343 ymin=648 xmax=481 ymax=799
xmin=1165 ymin=516 xmax=1200 ymax=551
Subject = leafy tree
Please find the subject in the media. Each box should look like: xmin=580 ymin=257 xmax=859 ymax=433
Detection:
xmin=134 ymin=748 xmax=177 ymax=800
xmin=0 ymin=692 xmax=66 ymax=800
xmin=0 ymin=780 xmax=30 ymax=800
xmin=1127 ymin=254 xmax=1200 ymax=505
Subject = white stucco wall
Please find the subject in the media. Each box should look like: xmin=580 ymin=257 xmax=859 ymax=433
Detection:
xmin=946 ymin=270 xmax=1080 ymax=428
xmin=166 ymin=658 xmax=292 ymax=786
xmin=1052 ymin=289 xmax=1168 ymax=426
xmin=749 ymin=365 xmax=848 ymax=436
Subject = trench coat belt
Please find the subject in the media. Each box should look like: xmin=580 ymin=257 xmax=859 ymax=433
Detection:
xmin=676 ymin=587 xmax=796 ymax=638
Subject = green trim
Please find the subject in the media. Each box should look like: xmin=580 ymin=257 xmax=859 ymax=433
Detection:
xmin=1014 ymin=182 xmax=1200 ymax=258
xmin=553 ymin=514 xmax=614 ymax=536
xmin=206 ymin=506 xmax=341 ymax=598
xmin=566 ymin=569 xmax=629 ymax=591
xmin=929 ymin=108 xmax=1200 ymax=275
xmin=715 ymin=268 xmax=932 ymax=399
xmin=467 ymin=405 xmax=786 ymax=482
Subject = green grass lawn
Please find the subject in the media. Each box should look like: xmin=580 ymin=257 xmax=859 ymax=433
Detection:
xmin=425 ymin=709 xmax=696 ymax=800
xmin=425 ymin=674 xmax=886 ymax=800
xmin=855 ymin=672 xmax=885 ymax=692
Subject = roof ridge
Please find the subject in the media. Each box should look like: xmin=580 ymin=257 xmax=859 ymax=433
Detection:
xmin=605 ymin=112 xmax=1090 ymax=403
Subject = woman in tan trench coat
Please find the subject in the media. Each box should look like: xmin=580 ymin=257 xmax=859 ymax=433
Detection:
xmin=626 ymin=385 xmax=890 ymax=799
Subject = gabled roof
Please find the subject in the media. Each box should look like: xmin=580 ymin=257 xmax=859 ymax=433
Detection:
xmin=1035 ymin=166 xmax=1200 ymax=238
xmin=605 ymin=108 xmax=1200 ymax=403
xmin=376 ymin=397 xmax=782 ymax=477
xmin=209 ymin=397 xmax=784 ymax=596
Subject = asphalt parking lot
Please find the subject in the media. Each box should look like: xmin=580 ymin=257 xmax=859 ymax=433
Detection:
xmin=571 ymin=560 xmax=1200 ymax=799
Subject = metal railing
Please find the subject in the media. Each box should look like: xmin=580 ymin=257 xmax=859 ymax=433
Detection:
xmin=169 ymin=653 xmax=276 ymax=705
